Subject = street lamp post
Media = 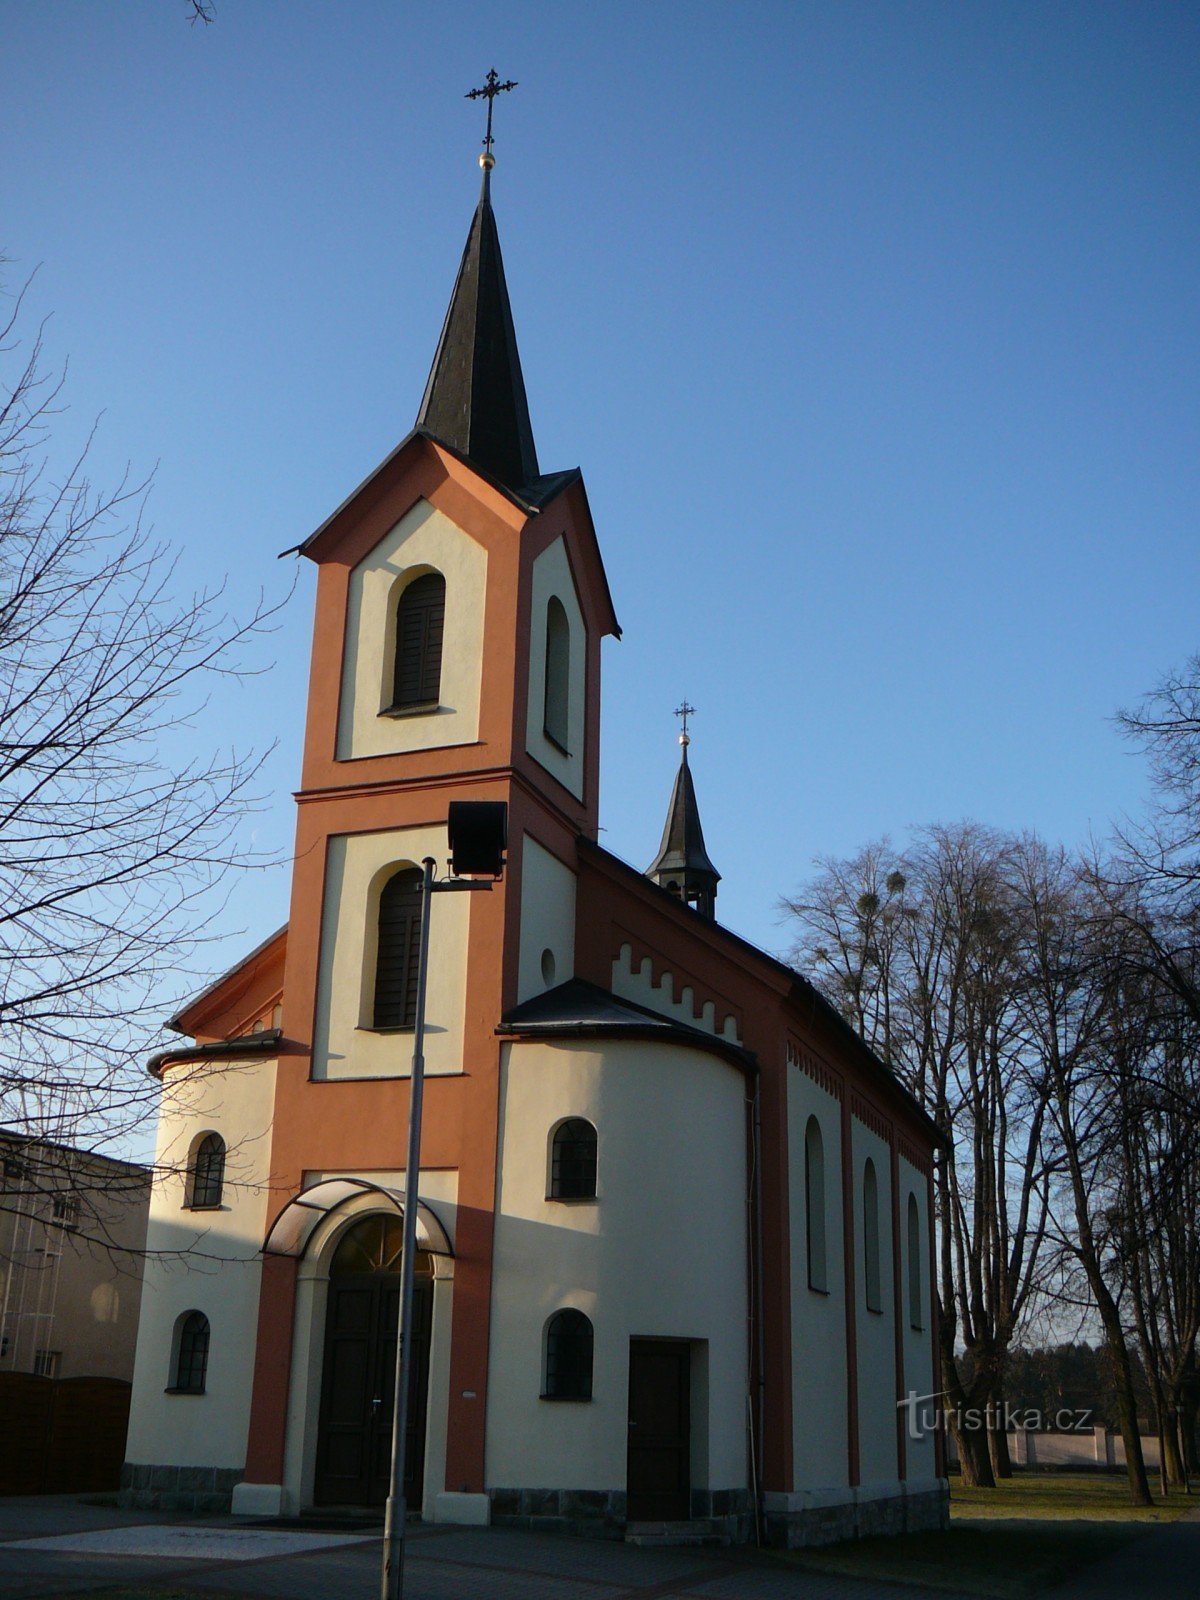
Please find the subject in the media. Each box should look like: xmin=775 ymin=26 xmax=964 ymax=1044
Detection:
xmin=380 ymin=803 xmax=507 ymax=1600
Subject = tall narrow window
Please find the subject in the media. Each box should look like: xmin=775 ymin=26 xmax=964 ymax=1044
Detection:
xmin=373 ymin=868 xmax=423 ymax=1029
xmin=172 ymin=1311 xmax=210 ymax=1393
xmin=863 ymin=1158 xmax=882 ymax=1313
xmin=549 ymin=1119 xmax=597 ymax=1200
xmin=187 ymin=1133 xmax=225 ymax=1209
xmin=805 ymin=1117 xmax=827 ymax=1292
xmin=543 ymin=596 xmax=570 ymax=751
xmin=908 ymin=1193 xmax=923 ymax=1330
xmin=543 ymin=1309 xmax=593 ymax=1399
xmin=391 ymin=572 xmax=445 ymax=711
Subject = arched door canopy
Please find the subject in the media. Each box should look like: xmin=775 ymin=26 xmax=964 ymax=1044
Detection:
xmin=262 ymin=1178 xmax=454 ymax=1259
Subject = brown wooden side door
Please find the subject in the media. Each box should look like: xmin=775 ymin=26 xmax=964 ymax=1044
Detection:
xmin=626 ymin=1338 xmax=691 ymax=1521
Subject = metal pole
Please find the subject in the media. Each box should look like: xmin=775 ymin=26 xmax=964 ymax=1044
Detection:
xmin=381 ymin=856 xmax=436 ymax=1600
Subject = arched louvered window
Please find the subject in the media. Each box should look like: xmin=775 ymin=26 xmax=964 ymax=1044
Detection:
xmin=543 ymin=596 xmax=570 ymax=751
xmin=373 ymin=868 xmax=423 ymax=1029
xmin=187 ymin=1133 xmax=225 ymax=1210
xmin=863 ymin=1158 xmax=882 ymax=1313
xmin=549 ymin=1119 xmax=597 ymax=1200
xmin=172 ymin=1311 xmax=210 ymax=1393
xmin=543 ymin=1308 xmax=593 ymax=1399
xmin=805 ymin=1117 xmax=827 ymax=1293
xmin=908 ymin=1193 xmax=923 ymax=1330
xmin=391 ymin=572 xmax=445 ymax=711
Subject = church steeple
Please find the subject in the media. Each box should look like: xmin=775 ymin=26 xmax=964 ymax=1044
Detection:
xmin=415 ymin=152 xmax=540 ymax=493
xmin=647 ymin=706 xmax=721 ymax=920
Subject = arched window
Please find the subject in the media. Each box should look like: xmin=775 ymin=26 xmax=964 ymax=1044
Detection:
xmin=542 ymin=1309 xmax=593 ymax=1399
xmin=549 ymin=1119 xmax=597 ymax=1200
xmin=187 ymin=1133 xmax=225 ymax=1210
xmin=907 ymin=1193 xmax=923 ymax=1330
xmin=373 ymin=868 xmax=423 ymax=1029
xmin=391 ymin=572 xmax=445 ymax=711
xmin=543 ymin=596 xmax=570 ymax=751
xmin=805 ymin=1117 xmax=827 ymax=1293
xmin=172 ymin=1311 xmax=210 ymax=1393
xmin=329 ymin=1213 xmax=432 ymax=1280
xmin=863 ymin=1158 xmax=882 ymax=1313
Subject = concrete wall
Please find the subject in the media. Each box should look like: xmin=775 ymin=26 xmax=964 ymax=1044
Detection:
xmin=517 ymin=835 xmax=577 ymax=1005
xmin=898 ymin=1155 xmax=936 ymax=1481
xmin=786 ymin=1066 xmax=849 ymax=1491
xmin=851 ymin=1119 xmax=896 ymax=1491
xmin=125 ymin=1055 xmax=277 ymax=1472
xmin=487 ymin=1038 xmax=749 ymax=1501
xmin=336 ymin=498 xmax=487 ymax=760
xmin=0 ymin=1144 xmax=149 ymax=1382
xmin=525 ymin=537 xmax=586 ymax=802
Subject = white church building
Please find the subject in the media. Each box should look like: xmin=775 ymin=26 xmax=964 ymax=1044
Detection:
xmin=120 ymin=137 xmax=947 ymax=1548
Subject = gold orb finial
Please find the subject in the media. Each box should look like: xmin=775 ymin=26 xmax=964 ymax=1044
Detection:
xmin=479 ymin=151 xmax=495 ymax=171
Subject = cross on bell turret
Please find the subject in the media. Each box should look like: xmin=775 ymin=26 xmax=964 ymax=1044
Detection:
xmin=646 ymin=705 xmax=721 ymax=919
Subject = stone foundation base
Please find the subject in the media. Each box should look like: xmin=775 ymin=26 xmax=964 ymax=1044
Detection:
xmin=763 ymin=1479 xmax=949 ymax=1548
xmin=489 ymin=1486 xmax=756 ymax=1542
xmin=119 ymin=1462 xmax=244 ymax=1515
xmin=489 ymin=1487 xmax=627 ymax=1539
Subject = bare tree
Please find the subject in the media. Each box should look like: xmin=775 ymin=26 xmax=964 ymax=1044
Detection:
xmin=0 ymin=275 xmax=279 ymax=1220
xmin=783 ymin=824 xmax=1055 ymax=1487
xmin=1011 ymin=843 xmax=1154 ymax=1505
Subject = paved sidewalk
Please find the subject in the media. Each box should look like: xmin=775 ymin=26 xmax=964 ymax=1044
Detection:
xmin=0 ymin=1497 xmax=971 ymax=1600
xmin=5 ymin=1494 xmax=1200 ymax=1600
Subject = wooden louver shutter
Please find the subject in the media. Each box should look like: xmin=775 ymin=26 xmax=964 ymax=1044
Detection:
xmin=393 ymin=573 xmax=445 ymax=709
xmin=373 ymin=869 xmax=423 ymax=1028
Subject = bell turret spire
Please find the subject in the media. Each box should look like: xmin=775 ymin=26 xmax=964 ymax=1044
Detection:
xmin=415 ymin=72 xmax=539 ymax=492
xmin=647 ymin=704 xmax=721 ymax=920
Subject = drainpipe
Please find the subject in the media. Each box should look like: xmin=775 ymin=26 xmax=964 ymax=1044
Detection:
xmin=748 ymin=1070 xmax=766 ymax=1545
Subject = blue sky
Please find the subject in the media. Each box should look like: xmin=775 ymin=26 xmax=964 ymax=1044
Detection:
xmin=5 ymin=0 xmax=1198 ymax=989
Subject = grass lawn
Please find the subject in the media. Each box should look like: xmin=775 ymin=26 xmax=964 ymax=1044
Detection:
xmin=775 ymin=1473 xmax=1194 ymax=1598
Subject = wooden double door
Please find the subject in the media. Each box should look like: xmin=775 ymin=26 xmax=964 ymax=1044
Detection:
xmin=314 ymin=1271 xmax=433 ymax=1508
xmin=627 ymin=1339 xmax=691 ymax=1522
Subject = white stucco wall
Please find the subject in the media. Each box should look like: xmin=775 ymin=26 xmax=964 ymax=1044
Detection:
xmin=516 ymin=835 xmax=576 ymax=1004
xmin=279 ymin=1169 xmax=459 ymax=1520
xmin=311 ymin=826 xmax=469 ymax=1080
xmin=851 ymin=1119 xmax=897 ymax=1490
xmin=487 ymin=1038 xmax=749 ymax=1494
xmin=787 ymin=1066 xmax=849 ymax=1491
xmin=611 ymin=944 xmax=740 ymax=1044
xmin=899 ymin=1155 xmax=937 ymax=1481
xmin=125 ymin=1057 xmax=277 ymax=1469
xmin=524 ymin=537 xmax=586 ymax=801
xmin=336 ymin=498 xmax=487 ymax=761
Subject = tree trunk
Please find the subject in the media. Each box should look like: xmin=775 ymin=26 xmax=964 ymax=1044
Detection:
xmin=988 ymin=1405 xmax=1014 ymax=1479
xmin=939 ymin=1345 xmax=996 ymax=1487
xmin=1162 ymin=1407 xmax=1185 ymax=1488
xmin=954 ymin=1415 xmax=996 ymax=1488
xmin=1100 ymin=1330 xmax=1154 ymax=1505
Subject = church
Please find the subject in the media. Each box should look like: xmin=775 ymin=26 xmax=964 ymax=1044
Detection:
xmin=120 ymin=123 xmax=947 ymax=1548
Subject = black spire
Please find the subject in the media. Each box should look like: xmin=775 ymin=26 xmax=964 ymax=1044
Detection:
xmin=415 ymin=159 xmax=540 ymax=492
xmin=647 ymin=717 xmax=721 ymax=920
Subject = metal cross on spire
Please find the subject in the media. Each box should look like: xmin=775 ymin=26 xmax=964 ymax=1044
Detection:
xmin=674 ymin=700 xmax=697 ymax=744
xmin=466 ymin=67 xmax=518 ymax=157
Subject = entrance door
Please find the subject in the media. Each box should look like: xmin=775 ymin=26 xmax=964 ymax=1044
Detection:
xmin=627 ymin=1338 xmax=691 ymax=1521
xmin=314 ymin=1215 xmax=433 ymax=1508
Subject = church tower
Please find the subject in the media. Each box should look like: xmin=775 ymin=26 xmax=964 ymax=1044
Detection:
xmin=233 ymin=135 xmax=619 ymax=1515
